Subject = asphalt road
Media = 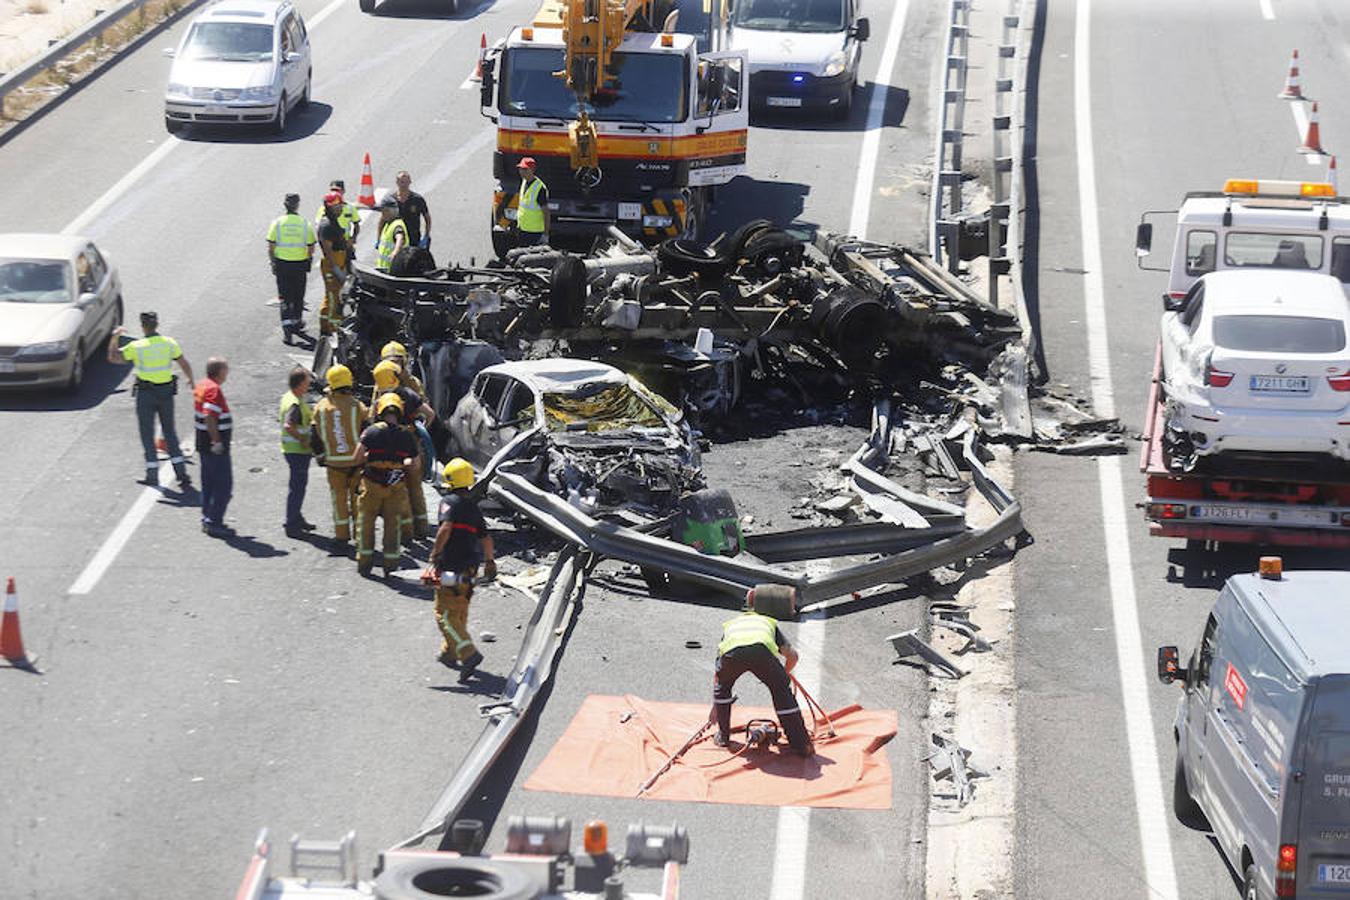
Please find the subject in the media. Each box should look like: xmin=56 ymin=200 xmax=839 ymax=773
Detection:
xmin=1014 ymin=1 xmax=1350 ymax=898
xmin=0 ymin=0 xmax=942 ymax=896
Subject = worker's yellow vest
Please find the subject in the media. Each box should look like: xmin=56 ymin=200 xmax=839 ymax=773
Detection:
xmin=717 ymin=612 xmax=780 ymax=656
xmin=267 ymin=213 xmax=316 ymax=262
xmin=279 ymin=391 xmax=313 ymax=455
xmin=125 ymin=334 xmax=180 ymax=384
xmin=315 ymin=203 xmax=360 ymax=238
xmin=376 ymin=218 xmax=408 ymax=271
xmin=315 ymin=392 xmax=366 ymax=466
xmin=517 ymin=179 xmax=546 ymax=233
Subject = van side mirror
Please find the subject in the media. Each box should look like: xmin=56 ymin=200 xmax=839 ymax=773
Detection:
xmin=853 ymin=17 xmax=870 ymax=41
xmin=479 ymin=58 xmax=495 ymax=111
xmin=1157 ymin=645 xmax=1186 ymax=685
xmin=1136 ymin=222 xmax=1153 ymax=257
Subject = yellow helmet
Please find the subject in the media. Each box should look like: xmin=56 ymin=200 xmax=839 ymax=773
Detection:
xmin=325 ymin=364 xmax=353 ymax=390
xmin=442 ymin=458 xmax=475 ymax=490
xmin=381 ymin=340 xmax=408 ymax=361
xmin=372 ymin=359 xmax=402 ymax=390
xmin=375 ymin=393 xmax=405 ymax=418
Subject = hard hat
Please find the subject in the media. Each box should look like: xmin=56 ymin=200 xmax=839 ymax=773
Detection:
xmin=517 ymin=157 xmax=537 ymax=170
xmin=442 ymin=458 xmax=475 ymax=490
xmin=324 ymin=190 xmax=344 ymax=207
xmin=381 ymin=340 xmax=408 ymax=361
xmin=375 ymin=393 xmax=405 ymax=417
xmin=372 ymin=359 xmax=402 ymax=390
xmin=325 ymin=364 xmax=353 ymax=390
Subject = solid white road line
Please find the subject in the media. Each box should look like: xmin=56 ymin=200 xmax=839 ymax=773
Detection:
xmin=62 ymin=138 xmax=179 ymax=235
xmin=1289 ymin=102 xmax=1324 ymax=166
xmin=848 ymin=0 xmax=910 ymax=239
xmin=768 ymin=614 xmax=823 ymax=900
xmin=1258 ymin=0 xmax=1275 ymax=20
xmin=307 ymin=0 xmax=346 ymax=30
xmin=69 ymin=464 xmax=172 ymax=595
xmin=1074 ymin=3 xmax=1181 ymax=899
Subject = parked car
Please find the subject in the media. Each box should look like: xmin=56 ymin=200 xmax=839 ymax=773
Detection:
xmin=1160 ymin=269 xmax=1350 ymax=462
xmin=0 ymin=234 xmax=122 ymax=391
xmin=163 ymin=0 xmax=312 ymax=134
xmin=1158 ymin=562 xmax=1350 ymax=900
xmin=728 ymin=0 xmax=869 ymax=119
xmin=447 ymin=359 xmax=703 ymax=515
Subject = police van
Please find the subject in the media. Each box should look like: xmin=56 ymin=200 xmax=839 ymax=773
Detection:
xmin=1158 ymin=560 xmax=1350 ymax=898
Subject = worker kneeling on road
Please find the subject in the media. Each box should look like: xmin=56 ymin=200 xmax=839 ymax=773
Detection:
xmin=713 ymin=585 xmax=813 ymax=757
xmin=351 ymin=393 xmax=416 ymax=577
xmin=424 ymin=458 xmax=496 ymax=682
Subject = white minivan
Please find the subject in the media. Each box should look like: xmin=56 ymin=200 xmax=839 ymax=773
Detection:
xmin=728 ymin=0 xmax=869 ymax=119
xmin=164 ymin=0 xmax=312 ymax=134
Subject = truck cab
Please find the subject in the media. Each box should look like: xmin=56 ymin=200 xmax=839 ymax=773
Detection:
xmin=1158 ymin=562 xmax=1350 ymax=899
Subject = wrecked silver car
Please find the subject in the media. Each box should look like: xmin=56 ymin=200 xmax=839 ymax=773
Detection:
xmin=448 ymin=359 xmax=704 ymax=516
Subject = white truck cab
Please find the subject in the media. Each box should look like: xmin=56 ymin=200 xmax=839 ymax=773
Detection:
xmin=1137 ymin=178 xmax=1350 ymax=303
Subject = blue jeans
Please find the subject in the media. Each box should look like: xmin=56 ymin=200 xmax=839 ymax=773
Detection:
xmin=285 ymin=452 xmax=310 ymax=525
xmin=200 ymin=450 xmax=232 ymax=525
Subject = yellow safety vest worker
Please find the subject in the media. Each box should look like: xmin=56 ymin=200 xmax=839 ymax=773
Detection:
xmin=314 ymin=392 xmax=367 ymax=466
xmin=717 ymin=612 xmax=780 ymax=656
xmin=267 ymin=213 xmax=317 ymax=262
xmin=517 ymin=178 xmax=546 ymax=233
xmin=376 ymin=218 xmax=408 ymax=272
xmin=123 ymin=334 xmax=181 ymax=384
xmin=315 ymin=202 xmax=360 ymax=239
xmin=279 ymin=391 xmax=313 ymax=454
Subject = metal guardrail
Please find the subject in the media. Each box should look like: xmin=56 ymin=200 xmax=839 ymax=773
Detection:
xmin=931 ymin=0 xmax=971 ymax=272
xmin=1005 ymin=0 xmax=1043 ymax=380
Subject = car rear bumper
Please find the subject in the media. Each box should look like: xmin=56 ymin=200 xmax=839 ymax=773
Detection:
xmin=1171 ymin=401 xmax=1350 ymax=460
xmin=748 ymin=68 xmax=853 ymax=112
xmin=165 ymin=98 xmax=278 ymax=124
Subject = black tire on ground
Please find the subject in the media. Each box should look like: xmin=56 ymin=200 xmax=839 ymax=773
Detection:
xmin=721 ymin=218 xmax=775 ymax=262
xmin=271 ymin=95 xmax=287 ymax=134
xmin=1242 ymin=864 xmax=1259 ymax=900
xmin=65 ymin=341 xmax=85 ymax=392
xmin=298 ymin=73 xmax=311 ymax=109
xmin=359 ymin=0 xmax=375 ymax=12
xmin=548 ymin=256 xmax=587 ymax=328
xmin=831 ymin=78 xmax=855 ymax=121
xmin=656 ymin=238 xmax=730 ymax=279
xmin=165 ymin=117 xmax=184 ymax=134
xmin=1172 ymin=753 xmax=1208 ymax=829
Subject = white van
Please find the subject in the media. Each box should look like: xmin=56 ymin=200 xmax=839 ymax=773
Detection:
xmin=1158 ymin=562 xmax=1350 ymax=899
xmin=728 ymin=0 xmax=869 ymax=119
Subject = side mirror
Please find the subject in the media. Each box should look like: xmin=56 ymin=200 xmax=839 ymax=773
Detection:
xmin=162 ymin=46 xmax=176 ymax=58
xmin=1163 ymin=293 xmax=1187 ymax=313
xmin=1136 ymin=222 xmax=1153 ymax=257
xmin=1157 ymin=646 xmax=1185 ymax=685
xmin=77 ymin=291 xmax=99 ymax=307
xmin=479 ymin=58 xmax=496 ymax=110
xmin=853 ymin=17 xmax=871 ymax=41
xmin=284 ymin=51 xmax=301 ymax=64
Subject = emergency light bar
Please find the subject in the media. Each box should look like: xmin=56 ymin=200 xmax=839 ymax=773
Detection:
xmin=1223 ymin=178 xmax=1336 ymax=198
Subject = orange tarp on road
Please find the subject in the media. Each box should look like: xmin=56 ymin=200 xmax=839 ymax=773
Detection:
xmin=523 ymin=694 xmax=898 ymax=810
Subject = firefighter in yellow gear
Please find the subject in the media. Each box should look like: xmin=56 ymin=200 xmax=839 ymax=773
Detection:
xmin=310 ymin=364 xmax=369 ymax=542
xmin=372 ymin=359 xmax=435 ymax=540
xmin=316 ymin=191 xmax=351 ymax=335
xmin=423 ymin=458 xmax=495 ymax=681
xmin=352 ymin=393 xmax=417 ymax=577
xmin=378 ymin=340 xmax=428 ymax=400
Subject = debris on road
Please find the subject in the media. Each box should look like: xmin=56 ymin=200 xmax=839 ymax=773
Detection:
xmin=888 ymin=629 xmax=966 ymax=680
xmin=927 ymin=732 xmax=985 ymax=807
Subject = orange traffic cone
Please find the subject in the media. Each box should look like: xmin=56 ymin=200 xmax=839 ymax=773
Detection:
xmin=1300 ymin=101 xmax=1326 ymax=155
xmin=472 ymin=33 xmax=486 ymax=81
xmin=357 ymin=153 xmax=376 ymax=208
xmin=1329 ymin=156 xmax=1340 ymax=194
xmin=1 ymin=577 xmax=38 ymax=671
xmin=1278 ymin=49 xmax=1307 ymax=100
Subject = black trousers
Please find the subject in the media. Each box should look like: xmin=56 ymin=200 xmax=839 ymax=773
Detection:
xmin=713 ymin=644 xmax=810 ymax=750
xmin=274 ymin=259 xmax=309 ymax=331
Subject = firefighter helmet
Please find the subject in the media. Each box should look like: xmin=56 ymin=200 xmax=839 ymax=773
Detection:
xmin=442 ymin=458 xmax=475 ymax=490
xmin=325 ymin=364 xmax=353 ymax=390
xmin=372 ymin=359 xmax=402 ymax=390
xmin=380 ymin=341 xmax=408 ymax=361
xmin=375 ymin=393 xmax=405 ymax=418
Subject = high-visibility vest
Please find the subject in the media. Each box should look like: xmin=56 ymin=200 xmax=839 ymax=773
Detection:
xmin=376 ymin=218 xmax=408 ymax=271
xmin=315 ymin=203 xmax=360 ymax=238
xmin=279 ymin=391 xmax=313 ymax=454
xmin=267 ymin=213 xmax=316 ymax=262
xmin=314 ymin=391 xmax=366 ymax=466
xmin=517 ymin=178 xmax=546 ymax=233
xmin=717 ymin=612 xmax=780 ymax=656
xmin=125 ymin=334 xmax=180 ymax=384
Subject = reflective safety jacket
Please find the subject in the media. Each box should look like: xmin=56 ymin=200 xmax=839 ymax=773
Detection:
xmin=122 ymin=334 xmax=181 ymax=384
xmin=279 ymin=391 xmax=313 ymax=454
xmin=267 ymin=213 xmax=317 ymax=262
xmin=718 ymin=612 xmax=781 ymax=656
xmin=312 ymin=390 xmax=368 ymax=466
xmin=314 ymin=202 xmax=360 ymax=238
xmin=516 ymin=178 xmax=546 ymax=233
xmin=376 ymin=218 xmax=408 ymax=272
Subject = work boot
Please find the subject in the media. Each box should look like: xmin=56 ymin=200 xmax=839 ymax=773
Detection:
xmin=357 ymin=562 xmax=374 ymax=577
xmin=298 ymin=519 xmax=317 ymax=531
xmin=713 ymin=731 xmax=730 ymax=748
xmin=282 ymin=328 xmax=293 ymax=346
xmin=437 ymin=650 xmax=460 ymax=670
xmin=139 ymin=472 xmax=159 ymax=487
xmin=457 ymin=650 xmax=483 ymax=683
xmin=789 ymin=741 xmax=815 ymax=758
xmin=285 ymin=523 xmax=305 ymax=538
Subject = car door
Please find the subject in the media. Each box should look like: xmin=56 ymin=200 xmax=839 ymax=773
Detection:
xmin=278 ymin=14 xmax=301 ymax=101
xmin=460 ymin=373 xmax=508 ymax=465
xmin=690 ymin=50 xmax=749 ymax=187
xmin=82 ymin=244 xmax=113 ymax=337
xmin=1183 ymin=612 xmax=1220 ymax=779
xmin=495 ymin=379 xmax=537 ymax=451
xmin=290 ymin=13 xmax=310 ymax=90
xmin=72 ymin=250 xmax=103 ymax=348
xmin=1162 ymin=281 xmax=1202 ymax=385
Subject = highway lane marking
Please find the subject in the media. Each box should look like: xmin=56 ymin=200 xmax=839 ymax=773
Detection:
xmin=69 ymin=463 xmax=173 ymax=595
xmin=768 ymin=613 xmax=822 ymax=900
xmin=1259 ymin=0 xmax=1275 ymax=20
xmin=1074 ymin=2 xmax=1181 ymax=898
xmin=848 ymin=0 xmax=910 ymax=239
xmin=62 ymin=138 xmax=179 ymax=235
xmin=1289 ymin=102 xmax=1324 ymax=166
xmin=307 ymin=0 xmax=346 ymax=29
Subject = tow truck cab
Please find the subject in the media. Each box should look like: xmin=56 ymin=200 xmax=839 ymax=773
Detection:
xmin=1136 ymin=178 xmax=1350 ymax=305
xmin=481 ymin=4 xmax=747 ymax=252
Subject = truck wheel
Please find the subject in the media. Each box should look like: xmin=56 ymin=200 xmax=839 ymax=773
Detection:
xmin=721 ymin=218 xmax=774 ymax=263
xmin=657 ymin=239 xmax=729 ymax=279
xmin=1242 ymin=864 xmax=1259 ymax=900
xmin=548 ymin=256 xmax=587 ymax=328
xmin=1172 ymin=754 xmax=1208 ymax=830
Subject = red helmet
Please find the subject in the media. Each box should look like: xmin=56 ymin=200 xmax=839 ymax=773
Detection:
xmin=517 ymin=157 xmax=537 ymax=170
xmin=324 ymin=190 xmax=344 ymax=207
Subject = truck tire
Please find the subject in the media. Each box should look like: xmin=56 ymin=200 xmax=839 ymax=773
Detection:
xmin=656 ymin=238 xmax=729 ymax=279
xmin=1173 ymin=754 xmax=1208 ymax=830
xmin=721 ymin=218 xmax=774 ymax=263
xmin=548 ymin=256 xmax=587 ymax=328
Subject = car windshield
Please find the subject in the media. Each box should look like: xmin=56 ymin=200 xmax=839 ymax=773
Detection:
xmin=543 ymin=382 xmax=667 ymax=432
xmin=182 ymin=22 xmax=274 ymax=61
xmin=499 ymin=46 xmax=687 ymax=122
xmin=1223 ymin=232 xmax=1324 ymax=270
xmin=733 ymin=0 xmax=845 ymax=32
xmin=0 ymin=259 xmax=73 ymax=303
xmin=1213 ymin=315 xmax=1347 ymax=353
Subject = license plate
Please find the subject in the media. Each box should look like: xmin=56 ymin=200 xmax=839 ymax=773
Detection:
xmin=1193 ymin=505 xmax=1253 ymax=521
xmin=1191 ymin=504 xmax=1338 ymax=526
xmin=1250 ymin=374 xmax=1310 ymax=393
xmin=1319 ymin=863 xmax=1350 ymax=884
xmin=767 ymin=96 xmax=802 ymax=108
xmin=618 ymin=202 xmax=643 ymax=220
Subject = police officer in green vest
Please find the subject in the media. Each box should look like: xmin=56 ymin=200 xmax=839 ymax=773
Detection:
xmin=711 ymin=584 xmax=813 ymax=756
xmin=107 ymin=311 xmax=195 ymax=489
xmin=375 ymin=195 xmax=409 ymax=273
xmin=266 ymin=193 xmax=317 ymax=345
xmin=280 ymin=365 xmax=316 ymax=537
xmin=512 ymin=157 xmax=549 ymax=249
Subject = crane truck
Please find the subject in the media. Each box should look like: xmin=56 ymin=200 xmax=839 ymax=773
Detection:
xmin=478 ymin=0 xmax=746 ymax=256
xmin=1135 ymin=177 xmax=1350 ymax=548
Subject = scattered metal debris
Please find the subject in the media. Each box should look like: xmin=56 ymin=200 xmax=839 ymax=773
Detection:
xmin=927 ymin=732 xmax=985 ymax=807
xmin=887 ymin=629 xmax=967 ymax=679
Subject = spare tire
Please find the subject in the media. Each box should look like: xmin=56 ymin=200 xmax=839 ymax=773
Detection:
xmin=548 ymin=255 xmax=587 ymax=328
xmin=373 ymin=856 xmax=537 ymax=900
xmin=811 ymin=286 xmax=886 ymax=370
xmin=657 ymin=238 xmax=731 ymax=279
